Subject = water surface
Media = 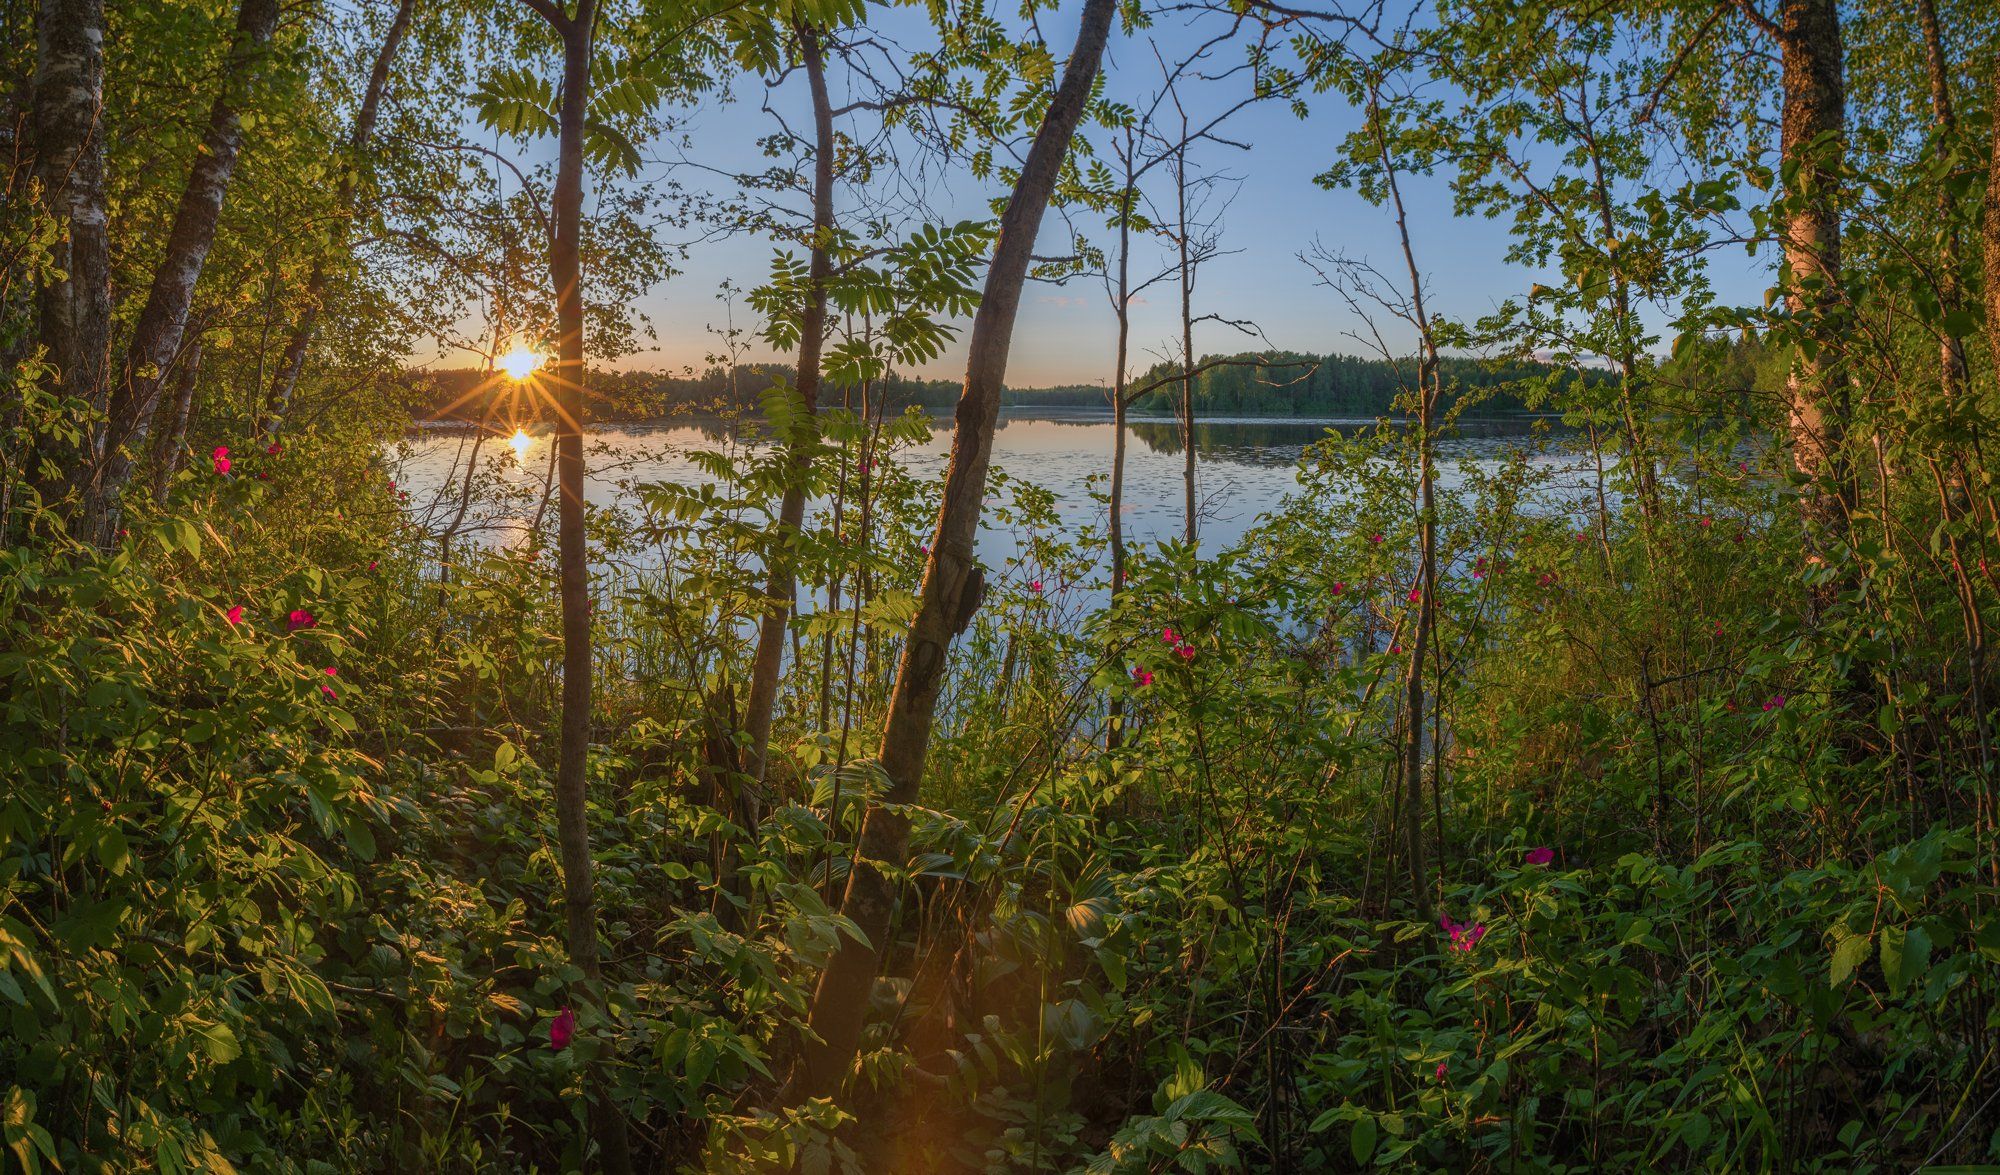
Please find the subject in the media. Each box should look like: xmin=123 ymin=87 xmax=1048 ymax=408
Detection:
xmin=392 ymin=410 xmax=1589 ymax=568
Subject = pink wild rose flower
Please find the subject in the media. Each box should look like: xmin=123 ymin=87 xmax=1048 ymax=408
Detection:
xmin=211 ymin=446 xmax=231 ymax=475
xmin=287 ymin=609 xmax=316 ymax=631
xmin=225 ymin=605 xmax=244 ymax=626
xmin=1525 ymin=846 xmax=1554 ymax=866
xmin=550 ymin=1007 xmax=575 ymax=1050
xmin=1131 ymin=666 xmax=1154 ymax=687
xmin=1440 ymin=913 xmax=1487 ymax=952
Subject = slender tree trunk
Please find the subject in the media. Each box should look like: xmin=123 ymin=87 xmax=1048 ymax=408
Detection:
xmin=795 ymin=0 xmax=1118 ymax=1100
xmin=1371 ymin=93 xmax=1435 ymax=924
xmin=550 ymin=0 xmax=599 ymax=986
xmin=32 ymin=0 xmax=112 ymax=432
xmin=536 ymin=1 xmax=633 ymax=1169
xmin=87 ymin=0 xmax=279 ymax=542
xmin=1987 ymin=47 xmax=2000 ymax=372
xmin=1106 ymin=171 xmax=1133 ymax=752
xmin=149 ymin=333 xmax=204 ymax=498
xmin=1575 ymin=87 xmax=1661 ymax=521
xmin=1916 ymin=0 xmax=1967 ymax=404
xmin=265 ymin=0 xmax=416 ymax=437
xmin=1176 ymin=146 xmax=1198 ymax=547
xmin=743 ymin=24 xmax=837 ymax=792
xmin=1775 ymin=0 xmax=1851 ymax=532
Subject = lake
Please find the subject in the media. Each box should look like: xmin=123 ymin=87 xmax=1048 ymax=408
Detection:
xmin=390 ymin=410 xmax=1594 ymax=568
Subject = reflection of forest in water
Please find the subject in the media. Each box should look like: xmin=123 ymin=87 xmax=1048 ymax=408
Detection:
xmin=535 ymin=409 xmax=1554 ymax=471
xmin=1123 ymin=415 xmax=1552 ymax=466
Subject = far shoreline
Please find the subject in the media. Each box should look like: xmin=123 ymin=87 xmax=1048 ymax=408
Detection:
xmin=413 ymin=405 xmax=1566 ymax=430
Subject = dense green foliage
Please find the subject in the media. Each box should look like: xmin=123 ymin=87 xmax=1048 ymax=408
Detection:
xmin=6 ymin=0 xmax=2000 ymax=1171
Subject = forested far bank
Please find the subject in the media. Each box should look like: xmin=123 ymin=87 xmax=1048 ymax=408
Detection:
xmin=412 ymin=341 xmax=1781 ymax=423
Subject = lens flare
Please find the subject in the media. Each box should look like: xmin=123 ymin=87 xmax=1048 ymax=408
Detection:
xmin=498 ymin=343 xmax=543 ymax=382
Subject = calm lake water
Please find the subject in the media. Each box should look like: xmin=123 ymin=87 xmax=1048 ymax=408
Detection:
xmin=391 ymin=410 xmax=1593 ymax=568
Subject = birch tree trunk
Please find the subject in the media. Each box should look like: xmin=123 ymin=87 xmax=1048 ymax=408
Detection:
xmin=87 ymin=0 xmax=279 ymax=541
xmin=1775 ymin=0 xmax=1850 ymax=531
xmin=32 ymin=0 xmax=112 ymax=432
xmin=149 ymin=333 xmax=204 ymax=498
xmin=795 ymin=0 xmax=1118 ymax=1100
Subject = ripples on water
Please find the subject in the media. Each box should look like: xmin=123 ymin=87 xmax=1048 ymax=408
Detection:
xmin=390 ymin=409 xmax=1597 ymax=566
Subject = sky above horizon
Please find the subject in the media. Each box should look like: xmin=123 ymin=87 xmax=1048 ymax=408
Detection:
xmin=459 ymin=4 xmax=1779 ymax=390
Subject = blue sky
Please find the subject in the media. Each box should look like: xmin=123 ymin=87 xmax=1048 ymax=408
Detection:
xmin=606 ymin=4 xmax=1775 ymax=388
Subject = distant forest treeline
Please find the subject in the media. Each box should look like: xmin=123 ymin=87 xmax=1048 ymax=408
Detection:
xmin=414 ymin=344 xmax=1773 ymax=422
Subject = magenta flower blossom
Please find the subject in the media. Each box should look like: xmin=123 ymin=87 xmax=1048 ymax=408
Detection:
xmin=1407 ymin=586 xmax=1422 ymax=603
xmin=225 ymin=605 xmax=244 ymax=626
xmin=1473 ymin=556 xmax=1488 ymax=580
xmin=1176 ymin=643 xmax=1195 ymax=661
xmin=211 ymin=446 xmax=231 ymax=475
xmin=319 ymin=666 xmax=338 ymax=698
xmin=1331 ymin=581 xmax=1345 ymax=595
xmin=1389 ymin=643 xmax=1403 ymax=655
xmin=1763 ymin=694 xmax=1785 ymax=712
xmin=367 ymin=560 xmax=379 ymax=572
xmin=1435 ymin=1061 xmax=1447 ymax=1081
xmin=1029 ymin=579 xmax=1043 ymax=594
xmin=1162 ymin=626 xmax=1179 ymax=644
xmin=1369 ymin=533 xmax=1383 ymax=544
xmin=287 ymin=609 xmax=317 ymax=631
xmin=1525 ymin=846 xmax=1554 ymax=866
xmin=1131 ymin=666 xmax=1154 ymax=687
xmin=1698 ymin=515 xmax=1713 ymax=529
xmin=550 ymin=1007 xmax=575 ymax=1050
xmin=266 ymin=442 xmax=281 ymax=456
xmin=1440 ymin=913 xmax=1487 ymax=952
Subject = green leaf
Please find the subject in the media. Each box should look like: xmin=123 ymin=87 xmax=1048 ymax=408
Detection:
xmin=198 ymin=1021 xmax=241 ymax=1064
xmin=1350 ymin=1115 xmax=1377 ymax=1165
xmin=1879 ymin=925 xmax=1930 ymax=995
xmin=1830 ymin=930 xmax=1870 ymax=986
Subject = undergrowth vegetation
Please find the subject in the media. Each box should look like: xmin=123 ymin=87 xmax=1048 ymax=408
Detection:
xmin=6 ymin=394 xmax=1998 ymax=1171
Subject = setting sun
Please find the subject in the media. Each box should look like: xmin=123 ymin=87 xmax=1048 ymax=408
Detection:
xmin=508 ymin=427 xmax=533 ymax=459
xmin=498 ymin=342 xmax=543 ymax=382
